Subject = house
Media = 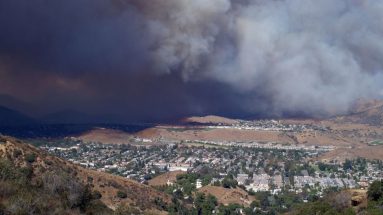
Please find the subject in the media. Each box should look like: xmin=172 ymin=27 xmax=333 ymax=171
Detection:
xmin=196 ymin=179 xmax=202 ymax=189
xmin=169 ymin=163 xmax=190 ymax=172
xmin=246 ymin=174 xmax=270 ymax=192
xmin=236 ymin=174 xmax=249 ymax=185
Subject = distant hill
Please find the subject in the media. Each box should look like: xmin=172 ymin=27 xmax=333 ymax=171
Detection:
xmin=77 ymin=128 xmax=133 ymax=144
xmin=0 ymin=94 xmax=37 ymax=115
xmin=0 ymin=136 xmax=170 ymax=214
xmin=183 ymin=115 xmax=239 ymax=125
xmin=350 ymin=99 xmax=383 ymax=113
xmin=183 ymin=100 xmax=383 ymax=126
xmin=0 ymin=106 xmax=37 ymax=126
xmin=335 ymin=99 xmax=383 ymax=126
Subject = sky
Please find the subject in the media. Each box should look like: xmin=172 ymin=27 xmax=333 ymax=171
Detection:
xmin=0 ymin=0 xmax=383 ymax=122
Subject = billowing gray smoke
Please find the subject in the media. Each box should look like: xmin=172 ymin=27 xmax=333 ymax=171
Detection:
xmin=142 ymin=0 xmax=383 ymax=115
xmin=0 ymin=0 xmax=382 ymax=120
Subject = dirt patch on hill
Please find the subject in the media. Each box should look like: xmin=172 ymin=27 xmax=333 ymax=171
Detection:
xmin=148 ymin=171 xmax=184 ymax=187
xmin=144 ymin=127 xmax=294 ymax=143
xmin=76 ymin=167 xmax=171 ymax=210
xmin=136 ymin=127 xmax=161 ymax=139
xmin=184 ymin=115 xmax=239 ymax=125
xmin=198 ymin=186 xmax=255 ymax=206
xmin=318 ymin=146 xmax=383 ymax=162
xmin=295 ymin=131 xmax=352 ymax=146
xmin=78 ymin=128 xmax=132 ymax=144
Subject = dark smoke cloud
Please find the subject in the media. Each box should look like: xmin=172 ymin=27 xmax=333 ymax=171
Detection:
xmin=0 ymin=0 xmax=382 ymax=122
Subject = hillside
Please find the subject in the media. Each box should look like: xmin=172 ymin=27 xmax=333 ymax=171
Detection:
xmin=183 ymin=115 xmax=239 ymax=125
xmin=335 ymin=99 xmax=383 ymax=126
xmin=0 ymin=136 xmax=170 ymax=214
xmin=350 ymin=99 xmax=383 ymax=113
xmin=0 ymin=106 xmax=37 ymax=126
xmin=148 ymin=171 xmax=185 ymax=187
xmin=198 ymin=186 xmax=255 ymax=207
xmin=77 ymin=128 xmax=133 ymax=144
xmin=0 ymin=94 xmax=37 ymax=116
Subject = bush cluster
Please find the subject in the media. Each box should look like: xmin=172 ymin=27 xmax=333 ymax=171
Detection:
xmin=0 ymin=158 xmax=112 ymax=215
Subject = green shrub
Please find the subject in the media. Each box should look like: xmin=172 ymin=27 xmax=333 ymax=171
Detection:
xmin=12 ymin=149 xmax=22 ymax=158
xmin=368 ymin=180 xmax=383 ymax=202
xmin=222 ymin=176 xmax=238 ymax=188
xmin=0 ymin=159 xmax=16 ymax=180
xmin=45 ymin=160 xmax=53 ymax=166
xmin=20 ymin=166 xmax=33 ymax=179
xmin=117 ymin=190 xmax=127 ymax=199
xmin=154 ymin=197 xmax=167 ymax=210
xmin=25 ymin=153 xmax=36 ymax=163
xmin=92 ymin=190 xmax=102 ymax=199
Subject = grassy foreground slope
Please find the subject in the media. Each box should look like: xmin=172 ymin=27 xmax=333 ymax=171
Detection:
xmin=0 ymin=136 xmax=170 ymax=215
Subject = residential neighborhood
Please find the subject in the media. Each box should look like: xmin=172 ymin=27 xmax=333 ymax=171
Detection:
xmin=42 ymin=138 xmax=383 ymax=199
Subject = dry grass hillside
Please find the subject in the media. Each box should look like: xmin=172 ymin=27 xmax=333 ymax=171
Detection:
xmin=77 ymin=128 xmax=133 ymax=144
xmin=198 ymin=186 xmax=255 ymax=207
xmin=0 ymin=136 xmax=170 ymax=214
xmin=68 ymin=99 xmax=383 ymax=163
xmin=183 ymin=115 xmax=239 ymax=125
xmin=335 ymin=99 xmax=383 ymax=126
xmin=148 ymin=171 xmax=184 ymax=187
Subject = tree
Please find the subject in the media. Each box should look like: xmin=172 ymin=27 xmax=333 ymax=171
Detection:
xmin=368 ymin=180 xmax=383 ymax=202
xmin=202 ymin=194 xmax=218 ymax=215
xmin=194 ymin=193 xmax=218 ymax=215
xmin=253 ymin=192 xmax=270 ymax=210
xmin=79 ymin=185 xmax=93 ymax=211
xmin=217 ymin=203 xmax=242 ymax=215
xmin=195 ymin=193 xmax=206 ymax=213
xmin=250 ymin=201 xmax=260 ymax=209
xmin=222 ymin=176 xmax=238 ymax=189
xmin=343 ymin=159 xmax=353 ymax=171
xmin=202 ymin=175 xmax=212 ymax=186
xmin=213 ymin=180 xmax=221 ymax=187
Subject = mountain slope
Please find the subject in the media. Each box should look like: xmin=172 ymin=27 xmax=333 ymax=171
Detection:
xmin=0 ymin=106 xmax=37 ymax=126
xmin=0 ymin=94 xmax=36 ymax=114
xmin=335 ymin=99 xmax=383 ymax=126
xmin=0 ymin=136 xmax=170 ymax=214
xmin=77 ymin=128 xmax=133 ymax=144
xmin=183 ymin=115 xmax=239 ymax=125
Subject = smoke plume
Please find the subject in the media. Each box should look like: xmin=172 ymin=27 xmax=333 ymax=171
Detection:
xmin=0 ymin=0 xmax=382 ymax=121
